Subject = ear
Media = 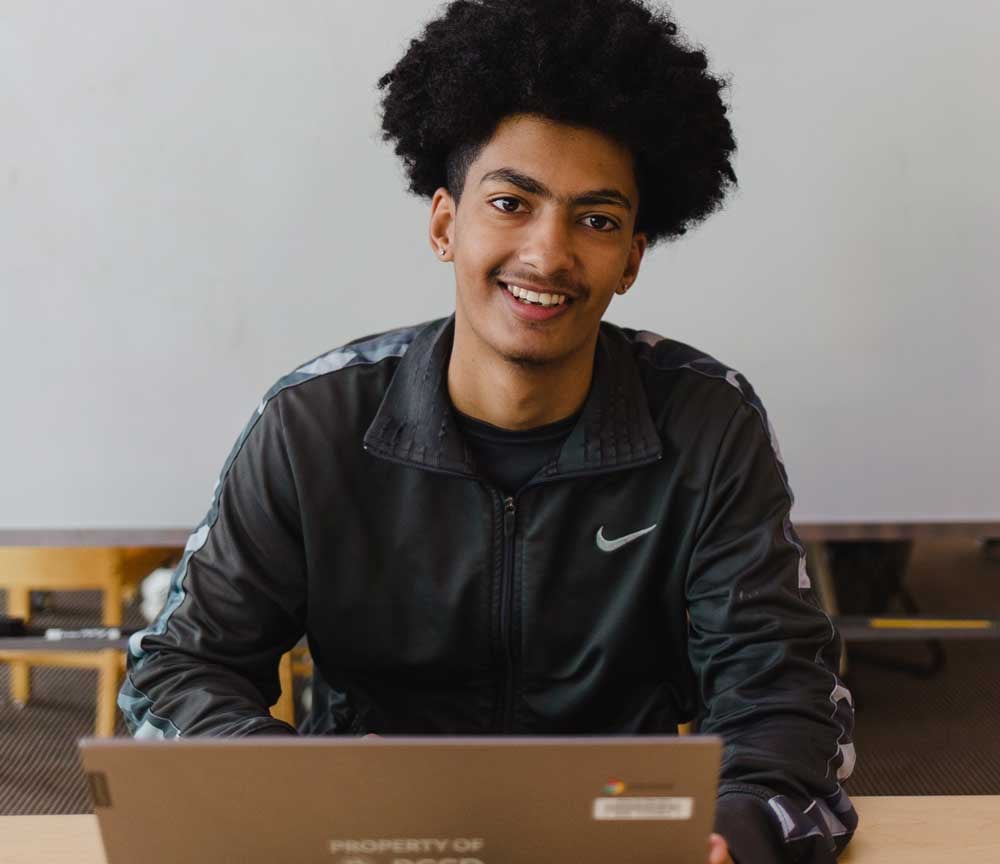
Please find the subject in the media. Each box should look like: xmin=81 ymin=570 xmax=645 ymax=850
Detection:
xmin=429 ymin=187 xmax=456 ymax=261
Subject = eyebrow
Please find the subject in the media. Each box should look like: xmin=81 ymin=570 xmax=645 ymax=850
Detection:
xmin=479 ymin=168 xmax=633 ymax=212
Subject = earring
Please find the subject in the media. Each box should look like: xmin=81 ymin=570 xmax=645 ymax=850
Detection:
xmin=438 ymin=247 xmax=447 ymax=257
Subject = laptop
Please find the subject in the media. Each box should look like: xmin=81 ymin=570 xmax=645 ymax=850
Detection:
xmin=79 ymin=735 xmax=721 ymax=864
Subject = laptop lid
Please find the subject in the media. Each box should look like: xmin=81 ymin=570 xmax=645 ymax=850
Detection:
xmin=79 ymin=735 xmax=721 ymax=864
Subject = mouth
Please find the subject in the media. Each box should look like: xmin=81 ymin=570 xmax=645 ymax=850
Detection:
xmin=497 ymin=279 xmax=573 ymax=324
xmin=498 ymin=279 xmax=574 ymax=308
xmin=498 ymin=279 xmax=574 ymax=322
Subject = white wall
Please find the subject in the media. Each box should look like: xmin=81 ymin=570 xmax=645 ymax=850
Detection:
xmin=1 ymin=0 xmax=997 ymax=530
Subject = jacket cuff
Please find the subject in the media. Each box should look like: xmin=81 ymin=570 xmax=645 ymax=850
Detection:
xmin=239 ymin=718 xmax=299 ymax=736
xmin=714 ymin=792 xmax=786 ymax=864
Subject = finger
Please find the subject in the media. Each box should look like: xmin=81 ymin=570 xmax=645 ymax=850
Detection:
xmin=707 ymin=833 xmax=729 ymax=864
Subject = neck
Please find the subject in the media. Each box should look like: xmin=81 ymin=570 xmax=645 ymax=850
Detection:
xmin=447 ymin=321 xmax=596 ymax=430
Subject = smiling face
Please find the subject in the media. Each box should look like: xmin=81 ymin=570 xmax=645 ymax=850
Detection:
xmin=430 ymin=114 xmax=647 ymax=370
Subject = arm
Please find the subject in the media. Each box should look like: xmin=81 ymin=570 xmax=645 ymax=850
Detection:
xmin=119 ymin=393 xmax=307 ymax=737
xmin=687 ymin=396 xmax=857 ymax=863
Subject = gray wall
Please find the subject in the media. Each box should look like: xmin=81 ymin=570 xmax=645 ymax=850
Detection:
xmin=2 ymin=0 xmax=997 ymax=530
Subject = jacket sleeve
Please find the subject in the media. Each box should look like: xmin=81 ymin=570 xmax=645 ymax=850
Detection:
xmin=118 ymin=392 xmax=306 ymax=737
xmin=686 ymin=394 xmax=858 ymax=863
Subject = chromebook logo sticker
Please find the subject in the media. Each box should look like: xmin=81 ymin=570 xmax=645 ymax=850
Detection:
xmin=603 ymin=780 xmax=626 ymax=795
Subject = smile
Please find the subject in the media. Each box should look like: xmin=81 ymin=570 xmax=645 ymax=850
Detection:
xmin=498 ymin=280 xmax=573 ymax=321
xmin=499 ymin=280 xmax=570 ymax=308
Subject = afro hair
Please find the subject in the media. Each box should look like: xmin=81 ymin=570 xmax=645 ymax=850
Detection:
xmin=376 ymin=0 xmax=738 ymax=247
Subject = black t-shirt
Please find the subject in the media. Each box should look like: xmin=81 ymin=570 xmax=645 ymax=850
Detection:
xmin=453 ymin=407 xmax=580 ymax=496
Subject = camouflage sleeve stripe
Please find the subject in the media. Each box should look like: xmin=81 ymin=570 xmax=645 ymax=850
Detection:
xmin=770 ymin=787 xmax=859 ymax=851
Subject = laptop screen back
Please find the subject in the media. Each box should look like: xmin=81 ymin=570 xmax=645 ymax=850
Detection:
xmin=79 ymin=735 xmax=721 ymax=864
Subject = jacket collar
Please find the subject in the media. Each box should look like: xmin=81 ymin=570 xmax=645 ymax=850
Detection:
xmin=363 ymin=316 xmax=662 ymax=479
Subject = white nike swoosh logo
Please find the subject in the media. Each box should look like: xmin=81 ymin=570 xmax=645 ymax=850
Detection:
xmin=595 ymin=523 xmax=657 ymax=553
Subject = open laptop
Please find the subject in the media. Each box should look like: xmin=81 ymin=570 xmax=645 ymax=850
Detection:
xmin=79 ymin=735 xmax=721 ymax=864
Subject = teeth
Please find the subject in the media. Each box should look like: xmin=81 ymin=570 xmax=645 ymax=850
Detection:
xmin=503 ymin=282 xmax=567 ymax=307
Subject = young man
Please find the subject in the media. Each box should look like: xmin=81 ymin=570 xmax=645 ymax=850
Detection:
xmin=120 ymin=2 xmax=857 ymax=861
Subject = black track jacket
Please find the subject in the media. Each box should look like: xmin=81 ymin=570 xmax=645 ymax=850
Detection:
xmin=121 ymin=316 xmax=858 ymax=863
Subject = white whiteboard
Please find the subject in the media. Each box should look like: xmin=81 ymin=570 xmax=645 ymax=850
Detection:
xmin=1 ymin=0 xmax=998 ymax=532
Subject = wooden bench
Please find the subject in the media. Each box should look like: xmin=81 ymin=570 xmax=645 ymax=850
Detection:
xmin=0 ymin=547 xmax=177 ymax=734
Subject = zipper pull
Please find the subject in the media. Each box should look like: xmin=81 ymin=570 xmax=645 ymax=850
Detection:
xmin=503 ymin=496 xmax=516 ymax=537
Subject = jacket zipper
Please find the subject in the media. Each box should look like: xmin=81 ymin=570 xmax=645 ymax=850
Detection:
xmin=365 ymin=443 xmax=663 ymax=733
xmin=498 ymin=494 xmax=516 ymax=732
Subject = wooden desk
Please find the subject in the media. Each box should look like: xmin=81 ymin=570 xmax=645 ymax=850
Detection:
xmin=0 ymin=796 xmax=997 ymax=862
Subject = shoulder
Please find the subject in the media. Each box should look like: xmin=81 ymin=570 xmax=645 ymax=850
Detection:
xmin=606 ymin=322 xmax=760 ymax=406
xmin=605 ymin=321 xmax=782 ymax=455
xmin=211 ymin=320 xmax=437 ymax=491
xmin=241 ymin=319 xmax=439 ymax=445
xmin=280 ymin=320 xmax=429 ymax=394
xmin=260 ymin=318 xmax=439 ymax=410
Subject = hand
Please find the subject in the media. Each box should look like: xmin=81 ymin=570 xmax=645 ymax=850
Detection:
xmin=706 ymin=833 xmax=734 ymax=864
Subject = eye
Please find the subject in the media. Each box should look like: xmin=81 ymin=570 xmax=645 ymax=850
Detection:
xmin=583 ymin=214 xmax=619 ymax=232
xmin=490 ymin=196 xmax=525 ymax=214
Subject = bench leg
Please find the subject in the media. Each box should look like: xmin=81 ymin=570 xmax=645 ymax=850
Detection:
xmin=7 ymin=587 xmax=31 ymax=704
xmin=271 ymin=652 xmax=296 ymax=726
xmin=101 ymin=579 xmax=123 ymax=628
xmin=96 ymin=650 xmax=123 ymax=737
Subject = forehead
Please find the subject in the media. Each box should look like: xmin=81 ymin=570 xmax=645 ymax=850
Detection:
xmin=469 ymin=114 xmax=638 ymax=199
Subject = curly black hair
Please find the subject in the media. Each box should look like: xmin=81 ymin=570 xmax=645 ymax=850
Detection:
xmin=376 ymin=0 xmax=737 ymax=247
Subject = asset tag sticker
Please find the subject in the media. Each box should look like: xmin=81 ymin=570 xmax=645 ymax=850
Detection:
xmin=592 ymin=796 xmax=694 ymax=821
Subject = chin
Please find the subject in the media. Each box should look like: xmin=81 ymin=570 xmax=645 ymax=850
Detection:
xmin=499 ymin=350 xmax=558 ymax=369
xmin=465 ymin=308 xmax=578 ymax=369
xmin=493 ymin=333 xmax=573 ymax=368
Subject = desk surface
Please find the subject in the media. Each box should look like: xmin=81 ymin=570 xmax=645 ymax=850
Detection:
xmin=1 ymin=796 xmax=998 ymax=863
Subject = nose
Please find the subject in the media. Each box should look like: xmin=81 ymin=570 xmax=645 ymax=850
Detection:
xmin=517 ymin=210 xmax=577 ymax=279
